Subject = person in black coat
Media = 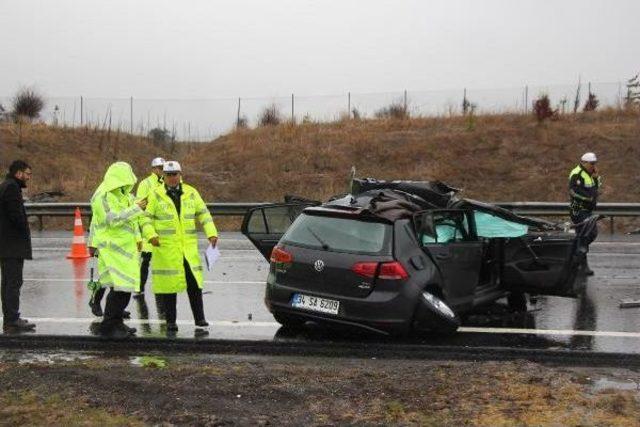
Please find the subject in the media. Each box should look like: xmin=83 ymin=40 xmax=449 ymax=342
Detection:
xmin=0 ymin=160 xmax=35 ymax=331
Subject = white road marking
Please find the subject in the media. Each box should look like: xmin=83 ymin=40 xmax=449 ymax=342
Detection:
xmin=1 ymin=317 xmax=278 ymax=327
xmin=4 ymin=316 xmax=640 ymax=338
xmin=23 ymin=278 xmax=264 ymax=285
xmin=457 ymin=327 xmax=640 ymax=338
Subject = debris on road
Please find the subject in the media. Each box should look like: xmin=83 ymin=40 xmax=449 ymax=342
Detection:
xmin=619 ymin=299 xmax=640 ymax=309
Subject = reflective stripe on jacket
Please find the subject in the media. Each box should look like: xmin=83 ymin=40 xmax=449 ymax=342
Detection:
xmin=136 ymin=173 xmax=163 ymax=252
xmin=568 ymin=164 xmax=602 ymax=212
xmin=141 ymin=183 xmax=217 ymax=294
xmin=90 ymin=162 xmax=143 ymax=292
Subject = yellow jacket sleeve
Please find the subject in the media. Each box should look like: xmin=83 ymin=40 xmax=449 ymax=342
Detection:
xmin=194 ymin=190 xmax=217 ymax=238
xmin=140 ymin=192 xmax=159 ymax=242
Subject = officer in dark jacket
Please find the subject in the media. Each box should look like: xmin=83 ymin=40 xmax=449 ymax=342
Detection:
xmin=0 ymin=160 xmax=35 ymax=331
xmin=569 ymin=152 xmax=602 ymax=275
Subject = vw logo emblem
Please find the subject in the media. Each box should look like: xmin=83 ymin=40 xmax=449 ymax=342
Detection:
xmin=314 ymin=260 xmax=325 ymax=272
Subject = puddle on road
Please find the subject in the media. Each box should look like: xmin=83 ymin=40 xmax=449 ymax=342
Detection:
xmin=0 ymin=350 xmax=95 ymax=365
xmin=592 ymin=377 xmax=640 ymax=392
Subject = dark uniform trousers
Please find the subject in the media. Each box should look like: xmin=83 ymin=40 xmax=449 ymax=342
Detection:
xmin=140 ymin=251 xmax=152 ymax=293
xmin=0 ymin=258 xmax=24 ymax=322
xmin=162 ymin=258 xmax=205 ymax=324
xmin=101 ymin=290 xmax=132 ymax=331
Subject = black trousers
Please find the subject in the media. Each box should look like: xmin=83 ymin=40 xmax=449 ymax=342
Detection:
xmin=0 ymin=258 xmax=24 ymax=322
xmin=140 ymin=252 xmax=152 ymax=293
xmin=101 ymin=290 xmax=131 ymax=331
xmin=571 ymin=209 xmax=598 ymax=246
xmin=162 ymin=259 xmax=205 ymax=324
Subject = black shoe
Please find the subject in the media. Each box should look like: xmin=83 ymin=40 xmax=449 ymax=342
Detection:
xmin=101 ymin=323 xmax=136 ymax=338
xmin=123 ymin=310 xmax=131 ymax=319
xmin=3 ymin=318 xmax=36 ymax=331
xmin=195 ymin=319 xmax=209 ymax=327
xmin=89 ymin=301 xmax=103 ymax=317
xmin=194 ymin=329 xmax=210 ymax=338
xmin=167 ymin=322 xmax=178 ymax=332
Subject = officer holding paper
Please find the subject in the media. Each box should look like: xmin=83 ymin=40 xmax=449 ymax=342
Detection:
xmin=141 ymin=161 xmax=218 ymax=332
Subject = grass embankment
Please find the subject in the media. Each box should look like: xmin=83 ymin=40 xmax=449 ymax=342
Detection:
xmin=0 ymin=355 xmax=638 ymax=426
xmin=0 ymin=124 xmax=190 ymax=200
xmin=1 ymin=109 xmax=638 ymax=205
xmin=185 ymin=109 xmax=640 ymax=204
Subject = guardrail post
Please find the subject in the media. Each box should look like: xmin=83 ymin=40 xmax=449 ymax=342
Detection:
xmin=610 ymin=217 xmax=615 ymax=235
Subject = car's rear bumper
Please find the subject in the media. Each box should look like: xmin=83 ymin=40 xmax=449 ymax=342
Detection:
xmin=265 ymin=280 xmax=420 ymax=336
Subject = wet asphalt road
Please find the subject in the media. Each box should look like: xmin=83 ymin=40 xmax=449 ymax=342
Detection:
xmin=8 ymin=231 xmax=640 ymax=354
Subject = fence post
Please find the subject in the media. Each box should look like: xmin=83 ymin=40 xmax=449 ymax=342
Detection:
xmin=348 ymin=92 xmax=351 ymax=117
xmin=291 ymin=93 xmax=295 ymax=122
xmin=524 ymin=86 xmax=528 ymax=114
xmin=80 ymin=96 xmax=83 ymax=126
xmin=237 ymin=97 xmax=241 ymax=127
xmin=403 ymin=90 xmax=408 ymax=113
xmin=130 ymin=96 xmax=134 ymax=134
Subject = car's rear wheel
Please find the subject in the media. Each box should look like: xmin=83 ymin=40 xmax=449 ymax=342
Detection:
xmin=272 ymin=312 xmax=307 ymax=330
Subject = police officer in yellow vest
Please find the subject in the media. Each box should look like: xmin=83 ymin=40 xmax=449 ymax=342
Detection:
xmin=569 ymin=152 xmax=602 ymax=275
xmin=90 ymin=162 xmax=146 ymax=337
xmin=134 ymin=157 xmax=165 ymax=299
xmin=141 ymin=161 xmax=218 ymax=331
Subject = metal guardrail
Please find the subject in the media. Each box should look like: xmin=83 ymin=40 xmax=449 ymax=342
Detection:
xmin=25 ymin=202 xmax=640 ymax=232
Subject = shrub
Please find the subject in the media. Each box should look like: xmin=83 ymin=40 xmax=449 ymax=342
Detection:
xmin=236 ymin=115 xmax=249 ymax=129
xmin=533 ymin=94 xmax=558 ymax=122
xmin=148 ymin=127 xmax=171 ymax=144
xmin=12 ymin=87 xmax=45 ymax=119
xmin=352 ymin=107 xmax=361 ymax=120
xmin=258 ymin=104 xmax=281 ymax=126
xmin=583 ymin=93 xmax=599 ymax=112
xmin=374 ymin=101 xmax=408 ymax=119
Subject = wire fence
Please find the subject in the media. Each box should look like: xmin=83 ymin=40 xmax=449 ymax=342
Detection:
xmin=0 ymin=81 xmax=627 ymax=142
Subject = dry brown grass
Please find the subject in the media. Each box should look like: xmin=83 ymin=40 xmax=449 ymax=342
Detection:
xmin=186 ymin=108 xmax=640 ymax=206
xmin=0 ymin=123 xmax=190 ymax=201
xmin=2 ymin=109 xmax=639 ymax=209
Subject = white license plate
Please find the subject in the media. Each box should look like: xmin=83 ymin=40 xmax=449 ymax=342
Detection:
xmin=291 ymin=293 xmax=340 ymax=315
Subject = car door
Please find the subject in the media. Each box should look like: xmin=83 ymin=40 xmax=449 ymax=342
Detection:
xmin=502 ymin=215 xmax=602 ymax=297
xmin=241 ymin=203 xmax=315 ymax=260
xmin=414 ymin=209 xmax=483 ymax=311
xmin=500 ymin=215 xmax=600 ymax=297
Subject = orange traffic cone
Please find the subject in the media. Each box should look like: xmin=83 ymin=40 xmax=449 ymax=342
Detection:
xmin=66 ymin=207 xmax=91 ymax=259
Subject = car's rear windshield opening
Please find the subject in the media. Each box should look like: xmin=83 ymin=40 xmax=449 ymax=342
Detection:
xmin=282 ymin=213 xmax=392 ymax=255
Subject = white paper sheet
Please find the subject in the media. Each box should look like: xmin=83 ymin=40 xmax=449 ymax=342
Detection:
xmin=205 ymin=244 xmax=220 ymax=271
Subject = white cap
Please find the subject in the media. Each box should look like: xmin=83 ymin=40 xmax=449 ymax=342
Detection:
xmin=581 ymin=152 xmax=597 ymax=162
xmin=151 ymin=157 xmax=165 ymax=167
xmin=163 ymin=160 xmax=182 ymax=173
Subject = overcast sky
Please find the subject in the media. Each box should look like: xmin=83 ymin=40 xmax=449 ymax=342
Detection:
xmin=1 ymin=0 xmax=639 ymax=99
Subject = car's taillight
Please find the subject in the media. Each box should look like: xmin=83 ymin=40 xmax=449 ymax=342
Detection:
xmin=270 ymin=246 xmax=293 ymax=263
xmin=351 ymin=261 xmax=408 ymax=280
xmin=378 ymin=261 xmax=409 ymax=280
xmin=351 ymin=262 xmax=378 ymax=278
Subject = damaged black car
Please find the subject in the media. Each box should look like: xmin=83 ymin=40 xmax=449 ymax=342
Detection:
xmin=241 ymin=178 xmax=599 ymax=336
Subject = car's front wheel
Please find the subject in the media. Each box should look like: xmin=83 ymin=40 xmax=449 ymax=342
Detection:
xmin=412 ymin=290 xmax=460 ymax=335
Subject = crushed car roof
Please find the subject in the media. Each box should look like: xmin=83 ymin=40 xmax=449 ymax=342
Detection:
xmin=310 ymin=178 xmax=560 ymax=230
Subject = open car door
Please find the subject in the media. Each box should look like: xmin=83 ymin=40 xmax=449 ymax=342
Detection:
xmin=241 ymin=203 xmax=316 ymax=260
xmin=501 ymin=215 xmax=601 ymax=297
xmin=415 ymin=209 xmax=483 ymax=311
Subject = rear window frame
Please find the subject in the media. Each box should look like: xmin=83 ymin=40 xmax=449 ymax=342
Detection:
xmin=281 ymin=212 xmax=394 ymax=256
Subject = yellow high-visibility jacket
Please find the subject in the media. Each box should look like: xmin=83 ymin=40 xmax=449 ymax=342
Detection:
xmin=90 ymin=162 xmax=143 ymax=292
xmin=136 ymin=173 xmax=163 ymax=252
xmin=141 ymin=183 xmax=217 ymax=294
